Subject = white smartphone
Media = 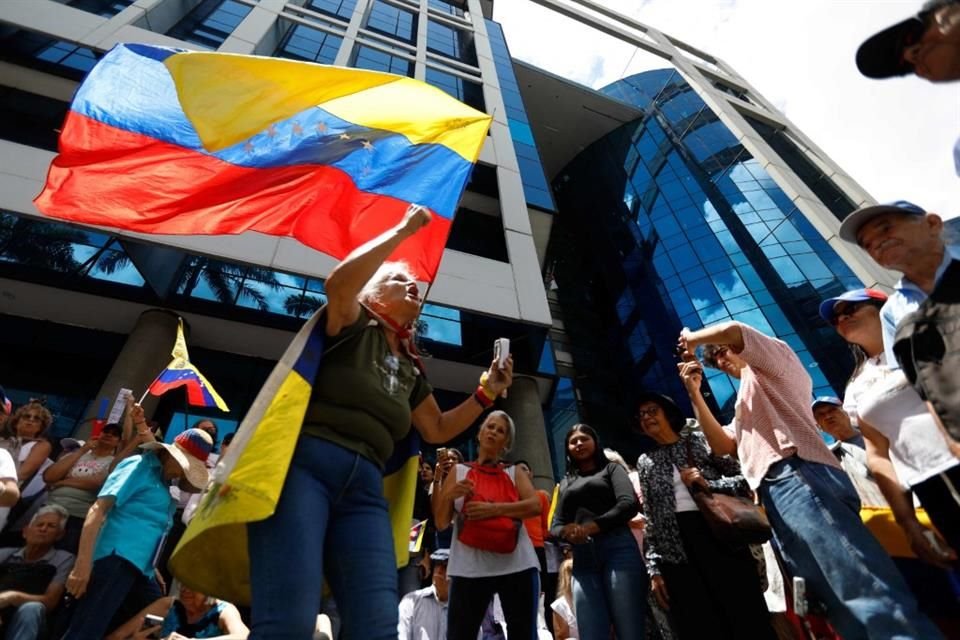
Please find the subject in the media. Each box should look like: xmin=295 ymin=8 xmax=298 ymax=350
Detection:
xmin=792 ymin=576 xmax=807 ymax=617
xmin=493 ymin=337 xmax=510 ymax=369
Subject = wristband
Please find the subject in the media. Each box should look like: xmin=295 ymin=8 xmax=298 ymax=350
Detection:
xmin=473 ymin=387 xmax=494 ymax=409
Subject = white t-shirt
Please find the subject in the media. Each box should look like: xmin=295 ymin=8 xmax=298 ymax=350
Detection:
xmin=447 ymin=464 xmax=539 ymax=579
xmin=854 ymin=363 xmax=958 ymax=488
xmin=0 ymin=449 xmax=17 ymax=531
xmin=671 ymin=467 xmax=698 ymax=512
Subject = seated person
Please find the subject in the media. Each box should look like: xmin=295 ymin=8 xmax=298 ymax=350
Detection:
xmin=43 ymin=422 xmax=128 ymax=553
xmin=107 ymin=583 xmax=248 ymax=640
xmin=398 ymin=549 xmax=450 ymax=640
xmin=0 ymin=505 xmax=74 ymax=640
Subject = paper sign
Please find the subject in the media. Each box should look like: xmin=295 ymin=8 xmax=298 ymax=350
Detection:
xmin=107 ymin=388 xmax=133 ymax=425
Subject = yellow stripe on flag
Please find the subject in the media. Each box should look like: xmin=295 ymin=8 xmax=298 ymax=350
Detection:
xmin=164 ymin=52 xmax=490 ymax=161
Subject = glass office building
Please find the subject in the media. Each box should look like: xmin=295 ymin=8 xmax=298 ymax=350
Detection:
xmin=545 ymin=69 xmax=866 ymax=458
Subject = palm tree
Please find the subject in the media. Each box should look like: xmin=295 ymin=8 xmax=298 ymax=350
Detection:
xmin=283 ymin=293 xmax=326 ymax=318
xmin=0 ymin=214 xmax=87 ymax=272
xmin=178 ymin=257 xmax=283 ymax=312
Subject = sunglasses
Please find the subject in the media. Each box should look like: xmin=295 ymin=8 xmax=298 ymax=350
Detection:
xmin=830 ymin=301 xmax=875 ymax=326
xmin=18 ymin=414 xmax=45 ymax=422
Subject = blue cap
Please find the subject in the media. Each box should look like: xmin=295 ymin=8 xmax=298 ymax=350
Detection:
xmin=811 ymin=396 xmax=843 ymax=410
xmin=837 ymin=200 xmax=926 ymax=244
xmin=818 ymin=288 xmax=888 ymax=323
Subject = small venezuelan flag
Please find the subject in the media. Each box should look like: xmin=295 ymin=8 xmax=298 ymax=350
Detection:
xmin=148 ymin=319 xmax=229 ymax=412
xmin=35 ymin=44 xmax=492 ymax=282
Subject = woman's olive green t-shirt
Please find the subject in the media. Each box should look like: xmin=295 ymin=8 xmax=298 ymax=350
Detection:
xmin=302 ymin=312 xmax=432 ymax=468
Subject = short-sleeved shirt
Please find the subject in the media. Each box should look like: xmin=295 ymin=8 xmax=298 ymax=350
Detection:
xmin=302 ymin=312 xmax=432 ymax=469
xmin=46 ymin=451 xmax=114 ymax=518
xmin=721 ymin=324 xmax=840 ymax=489
xmin=880 ymin=244 xmax=960 ymax=369
xmin=94 ymin=454 xmax=175 ymax=575
xmin=0 ymin=546 xmax=75 ymax=585
xmin=0 ymin=449 xmax=17 ymax=532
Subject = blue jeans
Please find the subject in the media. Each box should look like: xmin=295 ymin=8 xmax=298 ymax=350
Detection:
xmin=6 ymin=601 xmax=45 ymax=640
xmin=759 ymin=457 xmax=943 ymax=640
xmin=248 ymin=436 xmax=398 ymax=640
xmin=571 ymin=526 xmax=648 ymax=640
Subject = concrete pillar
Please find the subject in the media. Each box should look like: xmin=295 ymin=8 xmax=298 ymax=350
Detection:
xmin=76 ymin=309 xmax=180 ymax=439
xmin=501 ymin=375 xmax=554 ymax=492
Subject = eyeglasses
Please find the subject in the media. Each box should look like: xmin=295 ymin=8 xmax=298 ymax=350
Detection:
xmin=637 ymin=406 xmax=662 ymax=419
xmin=830 ymin=301 xmax=873 ymax=326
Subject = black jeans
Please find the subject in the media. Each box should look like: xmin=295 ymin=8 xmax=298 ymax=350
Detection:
xmin=913 ymin=463 xmax=960 ymax=552
xmin=447 ymin=568 xmax=539 ymax=640
xmin=660 ymin=511 xmax=775 ymax=640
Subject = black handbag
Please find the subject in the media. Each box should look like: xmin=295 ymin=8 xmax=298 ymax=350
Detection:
xmin=685 ymin=441 xmax=772 ymax=548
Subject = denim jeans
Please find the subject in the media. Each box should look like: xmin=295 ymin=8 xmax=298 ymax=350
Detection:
xmin=6 ymin=601 xmax=45 ymax=640
xmin=759 ymin=457 xmax=943 ymax=640
xmin=571 ymin=526 xmax=648 ymax=640
xmin=61 ymin=553 xmax=162 ymax=640
xmin=248 ymin=436 xmax=398 ymax=640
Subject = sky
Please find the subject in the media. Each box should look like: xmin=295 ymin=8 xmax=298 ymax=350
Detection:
xmin=494 ymin=0 xmax=959 ymax=220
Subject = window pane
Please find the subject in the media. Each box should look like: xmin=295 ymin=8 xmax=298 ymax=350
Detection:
xmin=354 ymin=45 xmax=413 ymax=77
xmin=366 ymin=1 xmax=416 ymax=43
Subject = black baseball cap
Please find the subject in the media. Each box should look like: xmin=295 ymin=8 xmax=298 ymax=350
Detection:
xmin=856 ymin=0 xmax=953 ymax=78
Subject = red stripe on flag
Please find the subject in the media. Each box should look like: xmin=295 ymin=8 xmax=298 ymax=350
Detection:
xmin=36 ymin=112 xmax=454 ymax=282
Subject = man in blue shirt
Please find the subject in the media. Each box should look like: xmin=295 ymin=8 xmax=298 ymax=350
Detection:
xmin=837 ymin=200 xmax=959 ymax=367
xmin=62 ymin=425 xmax=212 ymax=640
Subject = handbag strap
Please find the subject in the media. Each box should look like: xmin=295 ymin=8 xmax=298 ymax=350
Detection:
xmin=683 ymin=438 xmax=711 ymax=496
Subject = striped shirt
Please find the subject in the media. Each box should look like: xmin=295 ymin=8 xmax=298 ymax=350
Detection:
xmin=722 ymin=324 xmax=840 ymax=489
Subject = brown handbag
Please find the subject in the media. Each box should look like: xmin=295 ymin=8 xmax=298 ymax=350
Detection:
xmin=684 ymin=440 xmax=772 ymax=548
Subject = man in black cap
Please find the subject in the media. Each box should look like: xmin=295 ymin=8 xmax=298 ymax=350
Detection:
xmin=857 ymin=0 xmax=960 ymax=82
xmin=856 ymin=0 xmax=960 ymax=173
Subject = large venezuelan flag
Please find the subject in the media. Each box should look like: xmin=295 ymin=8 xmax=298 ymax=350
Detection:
xmin=147 ymin=319 xmax=229 ymax=412
xmin=35 ymin=44 xmax=492 ymax=282
xmin=170 ymin=307 xmax=421 ymax=604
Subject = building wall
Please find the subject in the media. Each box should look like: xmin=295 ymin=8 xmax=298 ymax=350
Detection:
xmin=546 ymin=68 xmax=871 ymax=462
xmin=0 ymin=0 xmax=560 ymax=450
xmin=0 ymin=0 xmax=551 ymax=325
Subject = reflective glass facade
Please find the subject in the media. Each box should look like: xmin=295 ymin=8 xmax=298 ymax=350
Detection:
xmin=485 ymin=20 xmax=555 ymax=212
xmin=167 ymin=0 xmax=253 ymax=49
xmin=548 ymin=69 xmax=862 ymax=458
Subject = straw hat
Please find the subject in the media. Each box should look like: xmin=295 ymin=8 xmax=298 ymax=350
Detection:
xmin=141 ymin=428 xmax=212 ymax=492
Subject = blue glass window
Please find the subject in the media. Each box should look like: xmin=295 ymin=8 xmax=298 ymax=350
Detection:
xmin=167 ymin=0 xmax=252 ymax=48
xmin=275 ymin=24 xmax=342 ymax=63
xmin=0 ymin=212 xmax=146 ymax=287
xmin=427 ymin=20 xmax=477 ymax=65
xmin=428 ymin=0 xmax=466 ymax=17
xmin=353 ymin=45 xmax=413 ymax=77
xmin=307 ymin=0 xmax=357 ymax=20
xmin=366 ymin=1 xmax=416 ymax=43
xmin=425 ymin=68 xmax=485 ymax=111
xmin=66 ymin=0 xmax=134 ymax=17
xmin=0 ymin=30 xmax=100 ymax=80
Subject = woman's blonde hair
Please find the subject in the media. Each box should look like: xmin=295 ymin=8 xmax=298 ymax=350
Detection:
xmin=556 ymin=558 xmax=574 ymax=602
xmin=484 ymin=410 xmax=516 ymax=453
xmin=358 ymin=261 xmax=418 ymax=309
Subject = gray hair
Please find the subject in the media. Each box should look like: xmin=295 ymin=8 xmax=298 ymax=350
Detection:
xmin=486 ymin=410 xmax=516 ymax=453
xmin=358 ymin=261 xmax=418 ymax=307
xmin=30 ymin=504 xmax=69 ymax=532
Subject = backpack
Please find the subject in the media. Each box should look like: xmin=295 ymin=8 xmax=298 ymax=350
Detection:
xmin=893 ymin=259 xmax=960 ymax=443
xmin=456 ymin=463 xmax=522 ymax=554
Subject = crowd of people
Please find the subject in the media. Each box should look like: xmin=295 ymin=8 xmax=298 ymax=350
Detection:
xmin=0 ymin=1 xmax=956 ymax=638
